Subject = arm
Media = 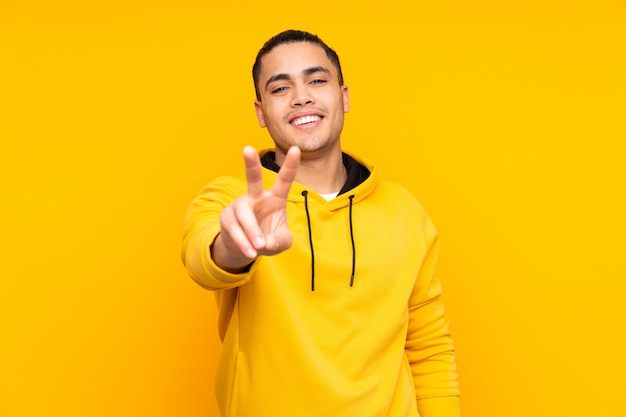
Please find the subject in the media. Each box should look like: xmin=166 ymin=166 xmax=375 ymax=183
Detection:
xmin=406 ymin=214 xmax=461 ymax=417
xmin=181 ymin=177 xmax=251 ymax=290
xmin=181 ymin=146 xmax=301 ymax=289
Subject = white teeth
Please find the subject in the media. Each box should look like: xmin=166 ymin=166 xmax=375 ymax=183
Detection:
xmin=292 ymin=115 xmax=321 ymax=126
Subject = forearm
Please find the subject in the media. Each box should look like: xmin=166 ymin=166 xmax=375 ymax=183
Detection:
xmin=416 ymin=395 xmax=461 ymax=417
xmin=406 ymin=302 xmax=460 ymax=399
xmin=182 ymin=215 xmax=255 ymax=290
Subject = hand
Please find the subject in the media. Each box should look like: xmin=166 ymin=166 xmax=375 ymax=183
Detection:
xmin=212 ymin=146 xmax=301 ymax=272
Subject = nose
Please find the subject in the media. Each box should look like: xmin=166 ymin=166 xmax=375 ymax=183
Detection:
xmin=290 ymin=84 xmax=314 ymax=107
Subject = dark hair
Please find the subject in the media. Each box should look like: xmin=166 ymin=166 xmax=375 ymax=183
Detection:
xmin=252 ymin=30 xmax=344 ymax=101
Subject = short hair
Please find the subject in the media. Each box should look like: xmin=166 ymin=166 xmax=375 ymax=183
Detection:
xmin=252 ymin=30 xmax=344 ymax=101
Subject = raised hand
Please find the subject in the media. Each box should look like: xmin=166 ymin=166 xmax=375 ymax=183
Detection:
xmin=212 ymin=146 xmax=301 ymax=272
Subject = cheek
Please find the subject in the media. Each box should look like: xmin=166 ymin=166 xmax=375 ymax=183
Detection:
xmin=263 ymin=103 xmax=286 ymax=125
xmin=326 ymin=92 xmax=347 ymax=113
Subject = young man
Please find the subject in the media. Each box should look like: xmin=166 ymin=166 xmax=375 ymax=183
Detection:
xmin=182 ymin=30 xmax=460 ymax=417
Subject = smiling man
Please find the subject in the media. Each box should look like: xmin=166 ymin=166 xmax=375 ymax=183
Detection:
xmin=182 ymin=30 xmax=460 ymax=417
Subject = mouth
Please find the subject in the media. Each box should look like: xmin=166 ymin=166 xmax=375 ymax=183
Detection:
xmin=290 ymin=114 xmax=323 ymax=127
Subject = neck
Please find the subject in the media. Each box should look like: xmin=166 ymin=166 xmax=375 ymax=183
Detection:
xmin=275 ymin=146 xmax=346 ymax=194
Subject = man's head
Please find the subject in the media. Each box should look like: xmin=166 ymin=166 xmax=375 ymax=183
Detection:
xmin=251 ymin=31 xmax=350 ymax=158
xmin=253 ymin=30 xmax=344 ymax=101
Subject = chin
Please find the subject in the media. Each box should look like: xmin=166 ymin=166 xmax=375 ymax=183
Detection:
xmin=297 ymin=136 xmax=339 ymax=153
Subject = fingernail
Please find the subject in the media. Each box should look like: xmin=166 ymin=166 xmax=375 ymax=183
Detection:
xmin=254 ymin=236 xmax=265 ymax=249
xmin=246 ymin=248 xmax=257 ymax=258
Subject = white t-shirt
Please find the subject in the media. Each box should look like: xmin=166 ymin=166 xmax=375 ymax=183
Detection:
xmin=319 ymin=192 xmax=339 ymax=201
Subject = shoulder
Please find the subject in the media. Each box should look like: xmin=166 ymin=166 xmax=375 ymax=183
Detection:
xmin=377 ymin=179 xmax=424 ymax=207
xmin=375 ymin=179 xmax=437 ymax=232
xmin=192 ymin=175 xmax=247 ymax=205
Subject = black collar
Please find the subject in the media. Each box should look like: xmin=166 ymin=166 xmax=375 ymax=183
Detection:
xmin=260 ymin=151 xmax=370 ymax=196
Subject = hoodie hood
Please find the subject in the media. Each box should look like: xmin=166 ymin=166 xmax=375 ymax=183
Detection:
xmin=258 ymin=149 xmax=378 ymax=209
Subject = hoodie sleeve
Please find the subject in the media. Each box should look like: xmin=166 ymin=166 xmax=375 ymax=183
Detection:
xmin=181 ymin=176 xmax=259 ymax=290
xmin=405 ymin=211 xmax=461 ymax=417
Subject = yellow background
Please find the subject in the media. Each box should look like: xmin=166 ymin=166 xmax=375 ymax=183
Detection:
xmin=1 ymin=1 xmax=625 ymax=416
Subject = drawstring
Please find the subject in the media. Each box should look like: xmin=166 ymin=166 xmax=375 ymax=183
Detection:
xmin=301 ymin=191 xmax=315 ymax=291
xmin=348 ymin=195 xmax=356 ymax=287
xmin=301 ymin=191 xmax=357 ymax=291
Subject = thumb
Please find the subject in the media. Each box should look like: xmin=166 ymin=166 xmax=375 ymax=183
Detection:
xmin=263 ymin=228 xmax=293 ymax=254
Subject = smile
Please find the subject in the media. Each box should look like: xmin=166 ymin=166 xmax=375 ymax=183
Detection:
xmin=291 ymin=115 xmax=322 ymax=126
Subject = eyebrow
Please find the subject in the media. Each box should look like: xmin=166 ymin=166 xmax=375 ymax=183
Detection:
xmin=264 ymin=66 xmax=332 ymax=91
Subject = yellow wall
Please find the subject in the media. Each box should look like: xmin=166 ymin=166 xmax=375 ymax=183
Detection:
xmin=1 ymin=1 xmax=625 ymax=416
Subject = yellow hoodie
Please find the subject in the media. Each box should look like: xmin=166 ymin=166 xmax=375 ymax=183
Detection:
xmin=182 ymin=152 xmax=460 ymax=417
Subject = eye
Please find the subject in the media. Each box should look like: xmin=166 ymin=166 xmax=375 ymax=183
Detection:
xmin=270 ymin=86 xmax=289 ymax=94
xmin=310 ymin=79 xmax=327 ymax=85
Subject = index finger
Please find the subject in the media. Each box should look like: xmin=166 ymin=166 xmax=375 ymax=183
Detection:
xmin=243 ymin=146 xmax=264 ymax=199
xmin=270 ymin=146 xmax=301 ymax=199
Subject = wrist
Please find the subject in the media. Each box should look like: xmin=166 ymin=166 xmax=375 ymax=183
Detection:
xmin=211 ymin=233 xmax=255 ymax=273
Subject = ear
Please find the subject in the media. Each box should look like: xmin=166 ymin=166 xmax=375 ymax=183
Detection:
xmin=254 ymin=100 xmax=267 ymax=128
xmin=341 ymin=85 xmax=350 ymax=113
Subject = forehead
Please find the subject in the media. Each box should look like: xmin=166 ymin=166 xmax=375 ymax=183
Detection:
xmin=258 ymin=42 xmax=337 ymax=82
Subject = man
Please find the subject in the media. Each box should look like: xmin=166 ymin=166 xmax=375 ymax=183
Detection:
xmin=182 ymin=30 xmax=460 ymax=417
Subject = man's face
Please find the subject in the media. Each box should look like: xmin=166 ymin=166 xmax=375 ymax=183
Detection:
xmin=254 ymin=42 xmax=350 ymax=158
